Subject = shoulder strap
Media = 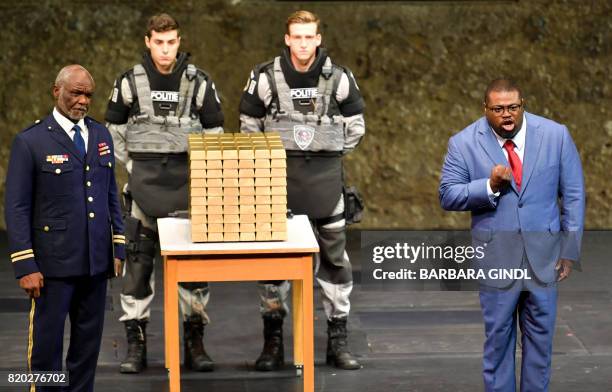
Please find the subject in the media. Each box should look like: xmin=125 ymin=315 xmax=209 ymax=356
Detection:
xmin=192 ymin=68 xmax=209 ymax=112
xmin=316 ymin=57 xmax=343 ymax=116
xmin=176 ymin=64 xmax=197 ymax=117
xmin=330 ymin=66 xmax=344 ymax=99
xmin=271 ymin=56 xmax=294 ymax=114
xmin=328 ymin=65 xmax=345 ymax=115
xmin=117 ymin=69 xmax=139 ymax=115
xmin=186 ymin=64 xmax=197 ymax=81
xmin=262 ymin=58 xmax=280 ymax=115
xmin=132 ymin=64 xmax=154 ymax=116
xmin=321 ymin=56 xmax=333 ymax=80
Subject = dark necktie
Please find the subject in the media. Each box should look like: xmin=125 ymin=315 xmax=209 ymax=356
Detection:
xmin=503 ymin=140 xmax=522 ymax=191
xmin=73 ymin=124 xmax=86 ymax=158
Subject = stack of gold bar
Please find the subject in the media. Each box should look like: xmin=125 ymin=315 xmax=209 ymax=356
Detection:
xmin=188 ymin=132 xmax=288 ymax=242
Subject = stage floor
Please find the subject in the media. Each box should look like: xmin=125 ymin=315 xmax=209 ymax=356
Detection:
xmin=1 ymin=230 xmax=610 ymax=391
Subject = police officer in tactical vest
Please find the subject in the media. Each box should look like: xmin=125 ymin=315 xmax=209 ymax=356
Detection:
xmin=240 ymin=10 xmax=365 ymax=371
xmin=105 ymin=13 xmax=224 ymax=373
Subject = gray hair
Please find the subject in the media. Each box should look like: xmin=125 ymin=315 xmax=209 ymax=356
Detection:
xmin=54 ymin=64 xmax=94 ymax=87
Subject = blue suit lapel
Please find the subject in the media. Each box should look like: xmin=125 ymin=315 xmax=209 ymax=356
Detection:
xmin=477 ymin=119 xmax=519 ymax=193
xmin=44 ymin=114 xmax=84 ymax=163
xmin=518 ymin=113 xmax=543 ymax=198
xmin=478 ymin=119 xmax=508 ymax=167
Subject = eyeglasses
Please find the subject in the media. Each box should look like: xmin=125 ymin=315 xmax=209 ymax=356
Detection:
xmin=486 ymin=103 xmax=522 ymax=116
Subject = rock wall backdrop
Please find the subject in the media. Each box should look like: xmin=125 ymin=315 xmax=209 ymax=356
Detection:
xmin=0 ymin=0 xmax=610 ymax=230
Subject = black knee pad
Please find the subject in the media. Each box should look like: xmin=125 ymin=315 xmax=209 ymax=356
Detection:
xmin=318 ymin=226 xmax=347 ymax=269
xmin=122 ymin=219 xmax=157 ymax=299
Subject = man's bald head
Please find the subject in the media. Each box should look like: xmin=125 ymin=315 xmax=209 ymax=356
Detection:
xmin=53 ymin=64 xmax=95 ymax=121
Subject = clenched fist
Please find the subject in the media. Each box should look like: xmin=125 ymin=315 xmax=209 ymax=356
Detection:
xmin=490 ymin=165 xmax=513 ymax=193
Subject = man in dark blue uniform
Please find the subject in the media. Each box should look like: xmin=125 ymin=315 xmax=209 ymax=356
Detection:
xmin=4 ymin=64 xmax=126 ymax=392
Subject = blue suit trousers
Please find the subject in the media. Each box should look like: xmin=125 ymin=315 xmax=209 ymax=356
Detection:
xmin=479 ymin=261 xmax=558 ymax=392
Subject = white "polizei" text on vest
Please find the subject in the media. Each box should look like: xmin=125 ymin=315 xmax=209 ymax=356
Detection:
xmin=151 ymin=90 xmax=179 ymax=102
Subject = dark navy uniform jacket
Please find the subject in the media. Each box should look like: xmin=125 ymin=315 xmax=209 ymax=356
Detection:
xmin=5 ymin=114 xmax=126 ymax=279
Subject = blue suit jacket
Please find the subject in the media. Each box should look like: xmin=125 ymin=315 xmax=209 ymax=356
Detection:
xmin=439 ymin=112 xmax=585 ymax=286
xmin=5 ymin=114 xmax=126 ymax=279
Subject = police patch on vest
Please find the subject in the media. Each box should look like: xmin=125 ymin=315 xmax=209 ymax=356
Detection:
xmin=247 ymin=79 xmax=256 ymax=95
xmin=110 ymin=87 xmax=119 ymax=103
xmin=291 ymin=88 xmax=318 ymax=100
xmin=151 ymin=90 xmax=179 ymax=102
xmin=294 ymin=125 xmax=315 ymax=150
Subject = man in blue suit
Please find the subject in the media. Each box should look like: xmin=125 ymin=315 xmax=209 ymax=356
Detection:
xmin=5 ymin=64 xmax=125 ymax=391
xmin=439 ymin=79 xmax=585 ymax=391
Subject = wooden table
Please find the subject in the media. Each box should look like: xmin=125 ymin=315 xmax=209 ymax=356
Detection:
xmin=157 ymin=215 xmax=319 ymax=392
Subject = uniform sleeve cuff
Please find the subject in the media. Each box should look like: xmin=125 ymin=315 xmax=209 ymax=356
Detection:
xmin=113 ymin=244 xmax=126 ymax=260
xmin=12 ymin=258 xmax=40 ymax=279
xmin=113 ymin=235 xmax=126 ymax=260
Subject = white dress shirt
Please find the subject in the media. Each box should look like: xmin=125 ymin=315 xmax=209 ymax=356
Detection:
xmin=53 ymin=107 xmax=88 ymax=153
xmin=487 ymin=114 xmax=527 ymax=200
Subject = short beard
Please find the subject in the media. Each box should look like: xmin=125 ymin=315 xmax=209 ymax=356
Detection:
xmin=69 ymin=109 xmax=87 ymax=121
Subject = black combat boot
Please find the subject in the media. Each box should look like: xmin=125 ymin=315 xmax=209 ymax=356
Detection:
xmin=120 ymin=319 xmax=147 ymax=373
xmin=255 ymin=313 xmax=284 ymax=371
xmin=326 ymin=317 xmax=361 ymax=370
xmin=183 ymin=315 xmax=214 ymax=372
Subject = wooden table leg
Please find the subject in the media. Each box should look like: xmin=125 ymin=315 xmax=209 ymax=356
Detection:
xmin=292 ymin=278 xmax=304 ymax=370
xmin=302 ymin=255 xmax=315 ymax=392
xmin=166 ymin=259 xmax=181 ymax=392
xmin=164 ymin=256 xmax=169 ymax=369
